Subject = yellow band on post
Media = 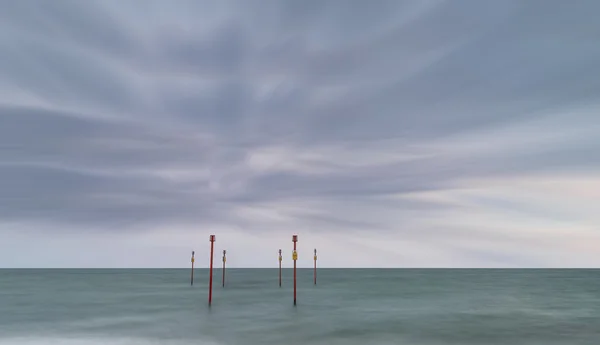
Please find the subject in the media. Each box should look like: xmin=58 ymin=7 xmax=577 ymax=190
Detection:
xmin=292 ymin=251 xmax=298 ymax=261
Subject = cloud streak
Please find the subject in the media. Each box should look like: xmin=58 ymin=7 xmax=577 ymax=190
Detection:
xmin=1 ymin=0 xmax=599 ymax=267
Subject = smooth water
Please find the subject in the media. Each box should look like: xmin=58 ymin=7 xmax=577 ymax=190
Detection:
xmin=1 ymin=269 xmax=599 ymax=344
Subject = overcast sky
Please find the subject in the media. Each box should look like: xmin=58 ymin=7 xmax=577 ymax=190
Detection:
xmin=1 ymin=0 xmax=599 ymax=268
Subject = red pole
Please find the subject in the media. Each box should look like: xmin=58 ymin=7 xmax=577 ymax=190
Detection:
xmin=190 ymin=251 xmax=195 ymax=286
xmin=209 ymin=235 xmax=215 ymax=306
xmin=278 ymin=249 xmax=282 ymax=287
xmin=314 ymin=248 xmax=317 ymax=285
xmin=222 ymin=250 xmax=226 ymax=287
xmin=292 ymin=234 xmax=298 ymax=306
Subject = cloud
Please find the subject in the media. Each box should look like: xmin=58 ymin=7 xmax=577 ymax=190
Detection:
xmin=1 ymin=0 xmax=599 ymax=267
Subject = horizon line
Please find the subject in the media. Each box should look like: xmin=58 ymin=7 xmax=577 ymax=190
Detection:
xmin=1 ymin=267 xmax=598 ymax=270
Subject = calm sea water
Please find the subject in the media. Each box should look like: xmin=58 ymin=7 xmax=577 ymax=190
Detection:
xmin=0 ymin=269 xmax=599 ymax=344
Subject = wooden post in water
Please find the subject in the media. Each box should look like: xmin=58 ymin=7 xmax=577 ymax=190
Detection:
xmin=278 ymin=249 xmax=282 ymax=287
xmin=222 ymin=250 xmax=226 ymax=287
xmin=314 ymin=248 xmax=317 ymax=285
xmin=208 ymin=235 xmax=215 ymax=306
xmin=190 ymin=251 xmax=195 ymax=286
xmin=292 ymin=234 xmax=298 ymax=306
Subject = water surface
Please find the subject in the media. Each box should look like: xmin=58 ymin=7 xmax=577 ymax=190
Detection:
xmin=1 ymin=269 xmax=599 ymax=344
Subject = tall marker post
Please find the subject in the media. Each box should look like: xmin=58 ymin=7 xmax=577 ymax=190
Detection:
xmin=278 ymin=249 xmax=282 ymax=287
xmin=314 ymin=248 xmax=317 ymax=285
xmin=292 ymin=234 xmax=298 ymax=306
xmin=208 ymin=235 xmax=215 ymax=306
xmin=190 ymin=251 xmax=195 ymax=286
xmin=222 ymin=250 xmax=227 ymax=287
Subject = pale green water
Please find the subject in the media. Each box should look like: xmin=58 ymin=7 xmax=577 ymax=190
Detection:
xmin=0 ymin=269 xmax=599 ymax=344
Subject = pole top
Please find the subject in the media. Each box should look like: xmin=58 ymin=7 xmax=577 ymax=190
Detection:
xmin=279 ymin=249 xmax=282 ymax=254
xmin=209 ymin=234 xmax=215 ymax=242
xmin=314 ymin=248 xmax=317 ymax=254
xmin=223 ymin=249 xmax=226 ymax=255
xmin=292 ymin=234 xmax=298 ymax=242
xmin=192 ymin=251 xmax=195 ymax=256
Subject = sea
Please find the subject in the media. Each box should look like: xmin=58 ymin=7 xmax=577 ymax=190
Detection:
xmin=0 ymin=269 xmax=599 ymax=344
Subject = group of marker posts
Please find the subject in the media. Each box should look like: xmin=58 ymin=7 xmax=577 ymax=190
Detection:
xmin=192 ymin=234 xmax=317 ymax=306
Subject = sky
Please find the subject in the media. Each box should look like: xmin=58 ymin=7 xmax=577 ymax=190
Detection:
xmin=1 ymin=0 xmax=599 ymax=268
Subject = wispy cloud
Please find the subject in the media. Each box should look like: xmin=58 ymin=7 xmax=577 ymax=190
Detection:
xmin=1 ymin=0 xmax=599 ymax=267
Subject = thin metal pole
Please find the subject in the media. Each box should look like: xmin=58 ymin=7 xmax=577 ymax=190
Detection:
xmin=208 ymin=235 xmax=215 ymax=306
xmin=292 ymin=235 xmax=298 ymax=306
xmin=190 ymin=251 xmax=195 ymax=286
xmin=314 ymin=248 xmax=317 ymax=285
xmin=278 ymin=249 xmax=282 ymax=287
xmin=222 ymin=250 xmax=226 ymax=287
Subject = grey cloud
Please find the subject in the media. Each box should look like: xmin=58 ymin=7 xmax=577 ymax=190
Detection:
xmin=0 ymin=106 xmax=215 ymax=170
xmin=158 ymin=24 xmax=247 ymax=76
xmin=0 ymin=162 xmax=228 ymax=228
xmin=0 ymin=0 xmax=136 ymax=53
xmin=0 ymin=42 xmax=140 ymax=114
xmin=0 ymin=0 xmax=599 ymax=265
